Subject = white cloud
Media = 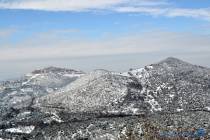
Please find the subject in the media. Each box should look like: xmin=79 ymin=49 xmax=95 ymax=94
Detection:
xmin=166 ymin=8 xmax=210 ymax=20
xmin=0 ymin=30 xmax=210 ymax=61
xmin=0 ymin=0 xmax=170 ymax=11
xmin=0 ymin=0 xmax=128 ymax=11
xmin=0 ymin=0 xmax=209 ymax=21
xmin=115 ymin=6 xmax=167 ymax=16
xmin=115 ymin=7 xmax=210 ymax=21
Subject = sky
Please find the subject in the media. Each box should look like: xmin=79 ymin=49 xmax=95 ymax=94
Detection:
xmin=0 ymin=0 xmax=210 ymax=80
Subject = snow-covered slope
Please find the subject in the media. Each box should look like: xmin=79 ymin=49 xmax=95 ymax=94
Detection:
xmin=38 ymin=69 xmax=139 ymax=114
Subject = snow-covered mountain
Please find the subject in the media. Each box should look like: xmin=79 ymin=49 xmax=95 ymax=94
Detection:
xmin=0 ymin=58 xmax=210 ymax=140
xmin=0 ymin=67 xmax=84 ymax=118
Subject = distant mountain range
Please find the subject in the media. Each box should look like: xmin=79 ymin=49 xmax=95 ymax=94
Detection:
xmin=0 ymin=57 xmax=210 ymax=140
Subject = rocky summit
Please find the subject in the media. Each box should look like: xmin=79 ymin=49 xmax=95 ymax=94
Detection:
xmin=0 ymin=58 xmax=210 ymax=140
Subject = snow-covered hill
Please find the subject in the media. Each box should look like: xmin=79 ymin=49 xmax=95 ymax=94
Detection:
xmin=37 ymin=69 xmax=146 ymax=115
xmin=126 ymin=57 xmax=210 ymax=113
xmin=0 ymin=58 xmax=210 ymax=140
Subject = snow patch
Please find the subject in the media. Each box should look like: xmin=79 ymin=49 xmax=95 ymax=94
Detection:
xmin=21 ymin=88 xmax=33 ymax=92
xmin=177 ymin=108 xmax=183 ymax=112
xmin=146 ymin=65 xmax=153 ymax=69
xmin=122 ymin=104 xmax=140 ymax=114
xmin=146 ymin=97 xmax=162 ymax=112
xmin=0 ymin=86 xmax=4 ymax=91
xmin=5 ymin=126 xmax=35 ymax=134
xmin=131 ymin=108 xmax=139 ymax=114
xmin=22 ymin=74 xmax=41 ymax=85
xmin=169 ymin=94 xmax=175 ymax=98
xmin=50 ymin=115 xmax=63 ymax=123
xmin=44 ymin=112 xmax=63 ymax=123
xmin=8 ymin=91 xmax=17 ymax=96
xmin=121 ymin=127 xmax=128 ymax=138
xmin=205 ymin=107 xmax=210 ymax=111
xmin=98 ymin=133 xmax=116 ymax=140
xmin=64 ymin=73 xmax=84 ymax=77
xmin=18 ymin=111 xmax=31 ymax=117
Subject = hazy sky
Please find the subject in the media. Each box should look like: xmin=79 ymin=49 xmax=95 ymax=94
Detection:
xmin=0 ymin=0 xmax=210 ymax=80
